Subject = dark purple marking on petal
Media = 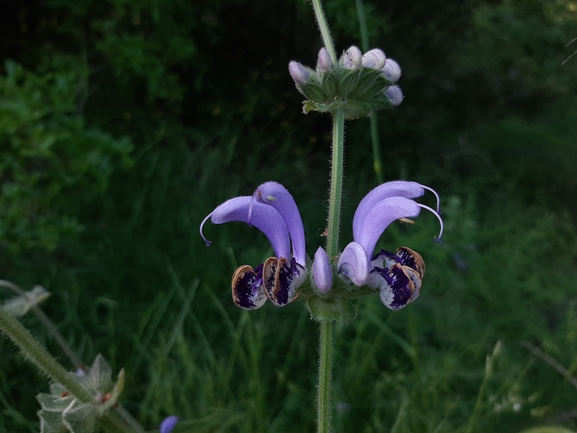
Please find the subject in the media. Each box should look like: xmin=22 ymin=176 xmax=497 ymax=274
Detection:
xmin=232 ymin=264 xmax=267 ymax=310
xmin=372 ymin=248 xmax=403 ymax=263
xmin=396 ymin=246 xmax=425 ymax=278
xmin=379 ymin=264 xmax=415 ymax=310
xmin=263 ymin=257 xmax=297 ymax=306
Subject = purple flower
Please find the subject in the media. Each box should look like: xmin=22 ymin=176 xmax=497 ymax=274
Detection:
xmin=160 ymin=416 xmax=178 ymax=433
xmin=337 ymin=181 xmax=443 ymax=310
xmin=201 ymin=182 xmax=307 ymax=310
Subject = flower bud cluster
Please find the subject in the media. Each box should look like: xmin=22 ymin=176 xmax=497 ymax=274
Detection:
xmin=288 ymin=46 xmax=403 ymax=119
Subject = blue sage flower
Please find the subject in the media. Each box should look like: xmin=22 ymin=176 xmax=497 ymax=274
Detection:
xmin=201 ymin=182 xmax=308 ymax=310
xmin=337 ymin=181 xmax=443 ymax=310
xmin=202 ymin=180 xmax=442 ymax=312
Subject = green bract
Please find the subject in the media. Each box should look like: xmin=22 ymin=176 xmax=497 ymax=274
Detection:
xmin=296 ymin=65 xmax=395 ymax=119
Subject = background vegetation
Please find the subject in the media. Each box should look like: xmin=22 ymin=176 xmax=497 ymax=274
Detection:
xmin=1 ymin=0 xmax=577 ymax=431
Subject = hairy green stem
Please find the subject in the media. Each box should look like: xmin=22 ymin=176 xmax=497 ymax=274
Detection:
xmin=326 ymin=107 xmax=345 ymax=259
xmin=0 ymin=307 xmax=140 ymax=433
xmin=311 ymin=0 xmax=337 ymax=63
xmin=317 ymin=321 xmax=333 ymax=433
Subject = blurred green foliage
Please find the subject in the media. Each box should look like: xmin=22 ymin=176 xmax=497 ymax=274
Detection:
xmin=1 ymin=0 xmax=577 ymax=432
xmin=0 ymin=58 xmax=132 ymax=254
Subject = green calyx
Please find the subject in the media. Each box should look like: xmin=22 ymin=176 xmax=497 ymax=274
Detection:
xmin=296 ymin=66 xmax=394 ymax=119
xmin=307 ymin=296 xmax=357 ymax=324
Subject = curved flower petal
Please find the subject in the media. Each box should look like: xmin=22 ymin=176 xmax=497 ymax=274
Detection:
xmin=353 ymin=181 xmax=424 ymax=240
xmin=337 ymin=242 xmax=369 ymax=286
xmin=312 ymin=247 xmax=332 ymax=293
xmin=201 ymin=196 xmax=291 ymax=259
xmin=160 ymin=416 xmax=178 ymax=433
xmin=356 ymin=197 xmax=421 ymax=259
xmin=253 ymin=182 xmax=306 ymax=266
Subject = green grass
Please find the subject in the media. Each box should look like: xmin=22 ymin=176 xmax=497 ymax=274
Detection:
xmin=2 ymin=127 xmax=577 ymax=433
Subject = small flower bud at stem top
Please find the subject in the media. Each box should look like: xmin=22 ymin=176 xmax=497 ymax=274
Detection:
xmin=316 ymin=47 xmax=333 ymax=72
xmin=288 ymin=61 xmax=310 ymax=85
xmin=342 ymin=46 xmax=362 ymax=69
xmin=362 ymin=48 xmax=386 ymax=70
xmin=382 ymin=59 xmax=402 ymax=82
xmin=385 ymin=85 xmax=404 ymax=107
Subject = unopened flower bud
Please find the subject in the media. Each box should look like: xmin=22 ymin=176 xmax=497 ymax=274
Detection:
xmin=382 ymin=59 xmax=401 ymax=82
xmin=316 ymin=47 xmax=333 ymax=72
xmin=341 ymin=46 xmax=362 ymax=69
xmin=288 ymin=61 xmax=310 ymax=86
xmin=385 ymin=85 xmax=404 ymax=107
xmin=362 ymin=48 xmax=386 ymax=70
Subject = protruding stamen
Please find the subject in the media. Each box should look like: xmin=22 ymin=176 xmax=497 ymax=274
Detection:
xmin=417 ymin=203 xmax=444 ymax=243
xmin=419 ymin=184 xmax=442 ymax=213
xmin=199 ymin=212 xmax=214 ymax=246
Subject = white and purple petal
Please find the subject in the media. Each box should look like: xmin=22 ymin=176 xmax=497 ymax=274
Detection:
xmin=312 ymin=247 xmax=332 ymax=293
xmin=375 ymin=263 xmax=416 ymax=310
xmin=201 ymin=196 xmax=291 ymax=260
xmin=263 ymin=257 xmax=304 ymax=306
xmin=232 ymin=264 xmax=267 ymax=310
xmin=337 ymin=242 xmax=369 ymax=286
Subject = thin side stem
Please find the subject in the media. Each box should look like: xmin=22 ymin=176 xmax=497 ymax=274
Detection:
xmin=326 ymin=107 xmax=345 ymax=259
xmin=369 ymin=114 xmax=383 ymax=183
xmin=355 ymin=0 xmax=384 ymax=183
xmin=317 ymin=321 xmax=333 ymax=433
xmin=311 ymin=0 xmax=337 ymax=63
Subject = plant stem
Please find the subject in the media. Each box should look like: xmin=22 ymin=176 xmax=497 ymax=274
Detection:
xmin=0 ymin=307 xmax=140 ymax=433
xmin=311 ymin=0 xmax=337 ymax=64
xmin=317 ymin=321 xmax=333 ymax=433
xmin=326 ymin=107 xmax=345 ymax=259
xmin=0 ymin=306 xmax=94 ymax=402
xmin=355 ymin=0 xmax=383 ymax=183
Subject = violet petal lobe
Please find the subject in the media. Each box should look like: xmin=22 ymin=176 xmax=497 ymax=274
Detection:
xmin=202 ymin=196 xmax=291 ymax=260
xmin=356 ymin=197 xmax=421 ymax=259
xmin=254 ymin=182 xmax=306 ymax=266
xmin=377 ymin=264 xmax=415 ymax=310
xmin=263 ymin=257 xmax=300 ymax=306
xmin=232 ymin=264 xmax=267 ymax=310
xmin=312 ymin=247 xmax=332 ymax=293
xmin=337 ymin=242 xmax=369 ymax=286
xmin=160 ymin=416 xmax=178 ymax=433
xmin=352 ymin=181 xmax=424 ymax=241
